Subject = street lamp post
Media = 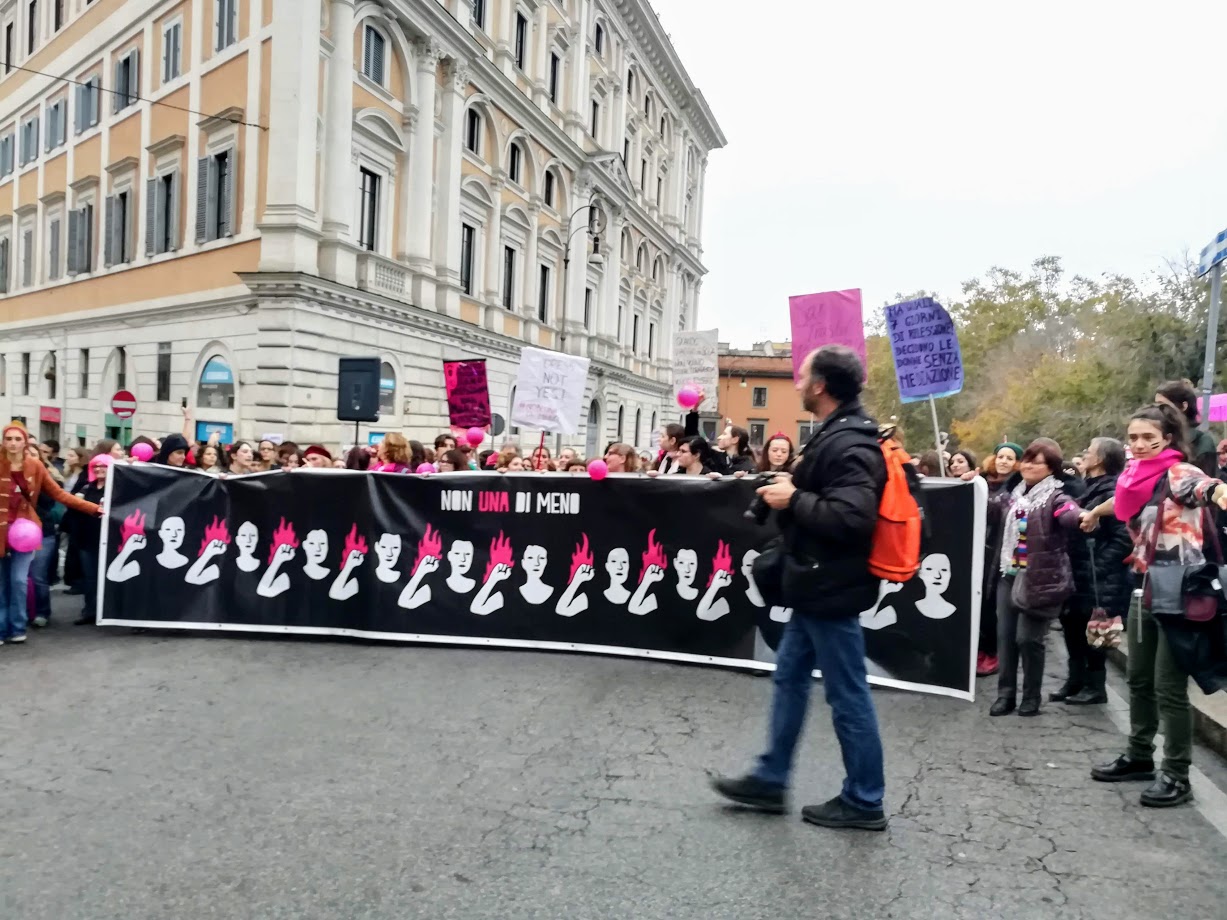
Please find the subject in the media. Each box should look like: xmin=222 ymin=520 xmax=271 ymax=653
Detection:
xmin=560 ymin=199 xmax=603 ymax=357
xmin=1198 ymin=228 xmax=1227 ymax=429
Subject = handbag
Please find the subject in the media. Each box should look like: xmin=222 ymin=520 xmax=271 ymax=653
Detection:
xmin=1085 ymin=541 xmax=1124 ymax=649
xmin=1141 ymin=477 xmax=1227 ymax=621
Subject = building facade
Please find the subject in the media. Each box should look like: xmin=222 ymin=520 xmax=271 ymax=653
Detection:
xmin=0 ymin=0 xmax=724 ymax=455
xmin=717 ymin=343 xmax=818 ymax=449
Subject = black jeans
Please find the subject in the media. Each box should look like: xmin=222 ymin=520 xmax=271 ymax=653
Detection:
xmin=1059 ymin=600 xmax=1106 ymax=674
xmin=980 ymin=575 xmax=999 ymax=657
xmin=996 ymin=575 xmax=1054 ymax=703
xmin=79 ymin=548 xmax=99 ymax=622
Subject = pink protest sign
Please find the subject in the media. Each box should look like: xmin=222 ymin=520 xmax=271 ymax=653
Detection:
xmin=443 ymin=359 xmax=492 ymax=429
xmin=788 ymin=289 xmax=866 ymax=380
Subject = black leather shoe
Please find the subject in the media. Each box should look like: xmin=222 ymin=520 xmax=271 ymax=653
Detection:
xmin=1049 ymin=681 xmax=1082 ymax=702
xmin=1018 ymin=698 xmax=1041 ymax=717
xmin=1140 ymin=772 xmax=1193 ymax=808
xmin=1065 ymin=686 xmax=1107 ymax=705
xmin=1091 ymin=754 xmax=1156 ymax=783
xmin=989 ymin=697 xmax=1015 ymax=717
xmin=801 ymin=795 xmax=888 ymax=831
xmin=710 ymin=774 xmax=787 ymax=813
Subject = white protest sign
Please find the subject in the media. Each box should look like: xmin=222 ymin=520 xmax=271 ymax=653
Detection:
xmin=510 ymin=347 xmax=590 ymax=435
xmin=672 ymin=329 xmax=719 ymax=413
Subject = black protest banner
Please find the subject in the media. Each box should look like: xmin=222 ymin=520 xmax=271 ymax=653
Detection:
xmin=98 ymin=467 xmax=984 ymax=699
xmin=443 ymin=359 xmax=491 ymax=429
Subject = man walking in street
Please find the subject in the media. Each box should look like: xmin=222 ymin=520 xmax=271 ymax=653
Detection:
xmin=711 ymin=345 xmax=889 ymax=830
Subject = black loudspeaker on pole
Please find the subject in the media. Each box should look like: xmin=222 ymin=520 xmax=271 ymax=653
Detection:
xmin=337 ymin=357 xmax=382 ymax=424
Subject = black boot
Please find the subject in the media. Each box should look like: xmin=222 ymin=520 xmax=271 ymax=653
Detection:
xmin=1140 ymin=772 xmax=1193 ymax=808
xmin=1065 ymin=669 xmax=1107 ymax=705
xmin=989 ymin=697 xmax=1015 ymax=717
xmin=710 ymin=774 xmax=787 ymax=813
xmin=1049 ymin=658 xmax=1085 ymax=702
xmin=1018 ymin=697 xmax=1041 ymax=717
xmin=1091 ymin=754 xmax=1155 ymax=783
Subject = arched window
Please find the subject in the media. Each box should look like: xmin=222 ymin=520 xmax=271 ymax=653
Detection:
xmin=634 ymin=408 xmax=641 ymax=447
xmin=508 ymin=141 xmax=524 ymax=184
xmin=635 ymin=245 xmax=646 ymax=272
xmin=41 ymin=351 xmax=57 ymax=400
xmin=616 ymin=405 xmax=624 ymax=442
xmin=379 ymin=361 xmax=396 ymax=416
xmin=509 ymin=384 xmax=519 ymax=436
xmin=585 ymin=399 xmax=601 ymax=458
xmin=626 ymin=68 xmax=634 ymax=95
xmin=651 ymin=257 xmax=661 ymax=283
xmin=196 ymin=354 xmax=235 ymax=410
xmin=644 ymin=94 xmax=653 ymax=120
xmin=465 ymin=107 xmax=482 ymax=156
xmin=594 ymin=22 xmax=605 ymax=55
xmin=543 ymin=168 xmax=557 ymax=207
xmin=650 ymin=411 xmax=657 ymax=443
xmin=620 ymin=229 xmax=631 ymax=261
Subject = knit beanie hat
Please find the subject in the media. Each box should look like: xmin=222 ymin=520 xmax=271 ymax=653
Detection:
xmin=994 ymin=442 xmax=1024 ymax=461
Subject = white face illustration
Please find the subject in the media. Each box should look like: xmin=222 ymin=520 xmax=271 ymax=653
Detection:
xmin=158 ymin=516 xmax=185 ymax=550
xmin=304 ymin=530 xmax=329 ymax=564
xmin=606 ymin=548 xmax=629 ymax=583
xmin=448 ymin=540 xmax=474 ymax=574
xmin=675 ymin=549 xmax=698 ymax=585
xmin=741 ymin=549 xmax=760 ymax=580
xmin=919 ymin=553 xmax=951 ymax=594
xmin=236 ymin=522 xmax=258 ymax=555
xmin=523 ymin=545 xmax=548 ymax=578
xmin=376 ymin=533 xmax=402 ymax=567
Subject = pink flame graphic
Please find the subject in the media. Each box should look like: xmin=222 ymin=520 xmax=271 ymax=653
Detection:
xmin=120 ymin=509 xmax=147 ymax=544
xmin=483 ymin=531 xmax=515 ymax=583
xmin=267 ymin=517 xmax=299 ymax=564
xmin=198 ymin=516 xmax=231 ymax=557
xmin=340 ymin=523 xmax=369 ymax=568
xmin=412 ymin=523 xmax=444 ymax=574
xmin=568 ymin=533 xmax=594 ymax=582
xmin=706 ymin=540 xmax=734 ymax=587
xmin=638 ymin=528 xmax=669 ymax=583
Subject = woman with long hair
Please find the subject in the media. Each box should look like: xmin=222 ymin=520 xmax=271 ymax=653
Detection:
xmin=436 ymin=449 xmax=470 ymax=473
xmin=758 ymin=434 xmax=796 ymax=474
xmin=1155 ymin=379 xmax=1217 ymax=475
xmin=675 ymin=437 xmax=718 ymax=476
xmin=277 ymin=443 xmax=304 ymax=470
xmin=656 ymin=423 xmax=687 ymax=474
xmin=948 ymin=449 xmax=978 ymax=480
xmin=374 ymin=433 xmax=412 ymax=473
xmin=716 ymin=424 xmax=756 ymax=474
xmin=62 ymin=447 xmax=88 ymax=493
xmin=345 ymin=447 xmax=371 ymax=471
xmin=1091 ymin=404 xmax=1227 ymax=807
xmin=255 ymin=439 xmax=281 ymax=471
xmin=530 ymin=445 xmax=555 ymax=471
xmin=602 ymin=443 xmax=640 ymax=474
xmin=193 ymin=442 xmax=224 ymax=474
xmin=227 ymin=441 xmax=255 ymax=475
xmin=988 ymin=439 xmax=1083 ymax=718
xmin=978 ymin=442 xmax=1024 ymax=676
xmin=93 ymin=439 xmax=125 ymax=462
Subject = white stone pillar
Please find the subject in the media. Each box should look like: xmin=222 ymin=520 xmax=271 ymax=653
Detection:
xmin=259 ymin=0 xmax=322 ymax=272
xmin=483 ymin=174 xmax=506 ymax=304
xmin=434 ymin=59 xmax=468 ymax=318
xmin=320 ymin=0 xmax=356 ymax=286
xmin=406 ymin=40 xmax=440 ymax=271
xmin=565 ymin=1 xmax=590 ymax=141
xmin=563 ymin=179 xmax=592 ymax=343
xmin=695 ymin=155 xmax=708 ymax=243
xmin=497 ymin=0 xmax=516 ymax=76
xmin=601 ymin=208 xmax=624 ymax=341
xmin=522 ymin=203 xmax=540 ymax=319
xmin=531 ymin=5 xmax=549 ymax=108
xmin=612 ymin=84 xmax=627 ymax=163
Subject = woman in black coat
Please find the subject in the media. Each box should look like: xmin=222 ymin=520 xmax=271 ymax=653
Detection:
xmin=1054 ymin=437 xmax=1133 ymax=705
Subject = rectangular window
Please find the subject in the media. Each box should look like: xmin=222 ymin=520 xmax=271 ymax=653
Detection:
xmin=18 ymin=115 xmax=38 ymax=165
xmin=502 ymin=246 xmax=515 ymax=310
xmin=21 ymin=352 xmax=30 ymax=395
xmin=548 ymin=53 xmax=560 ymax=103
xmin=616 ymin=304 xmax=622 ymax=339
xmin=145 ymin=171 xmax=179 ymax=255
xmin=4 ymin=24 xmax=12 ymax=73
xmin=471 ymin=0 xmax=485 ymax=29
xmin=358 ymin=167 xmax=379 ymax=251
xmin=589 ymin=100 xmax=599 ymax=139
xmin=47 ymin=217 xmax=60 ymax=280
xmin=632 ymin=315 xmax=640 ymax=351
xmin=76 ymin=76 xmax=102 ymax=133
xmin=215 ymin=0 xmax=237 ymax=51
xmin=543 ymin=170 xmax=554 ymax=207
xmin=640 ymin=158 xmax=647 ymax=189
xmin=514 ymin=13 xmax=527 ymax=70
xmin=46 ymin=99 xmax=66 ymax=151
xmin=798 ymin=421 xmax=818 ymax=444
xmin=0 ymin=237 xmax=8 ymax=293
xmin=594 ymin=23 xmax=604 ymax=54
xmin=622 ymin=139 xmax=629 ymax=163
xmin=196 ymin=147 xmax=236 ymax=243
xmin=648 ymin=322 xmax=655 ymax=358
xmin=163 ymin=20 xmax=182 ymax=82
xmin=20 ymin=228 xmax=33 ymax=286
xmin=66 ymin=203 xmax=94 ymax=274
xmin=104 ymin=190 xmax=133 ymax=266
xmin=460 ymin=222 xmax=475 ymax=295
xmin=0 ymin=134 xmax=13 ymax=176
xmin=113 ymin=49 xmax=140 ymax=111
xmin=508 ymin=143 xmax=521 ymax=183
xmin=656 ymin=176 xmax=662 ymax=205
xmin=752 ymin=386 xmax=767 ymax=408
xmin=26 ymin=0 xmax=36 ymax=54
xmin=53 ymin=0 xmax=64 ymax=31
xmin=362 ymin=25 xmax=385 ymax=85
xmin=79 ymin=348 xmax=89 ymax=397
xmin=464 ymin=108 xmax=480 ymax=154
xmin=157 ymin=342 xmax=172 ymax=402
xmin=749 ymin=422 xmax=767 ymax=448
xmin=583 ymin=287 xmax=592 ymax=330
xmin=538 ymin=264 xmax=550 ymax=322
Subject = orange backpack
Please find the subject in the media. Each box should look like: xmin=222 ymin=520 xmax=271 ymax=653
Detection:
xmin=868 ymin=438 xmax=923 ymax=582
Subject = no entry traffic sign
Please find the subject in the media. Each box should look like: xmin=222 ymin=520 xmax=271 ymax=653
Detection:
xmin=110 ymin=390 xmax=137 ymax=419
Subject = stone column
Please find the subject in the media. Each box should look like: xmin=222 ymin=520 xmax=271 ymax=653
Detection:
xmin=601 ymin=207 xmax=624 ymax=342
xmin=565 ymin=2 xmax=590 ymax=141
xmin=531 ymin=6 xmax=549 ymax=108
xmin=259 ymin=0 xmax=322 ymax=272
xmin=522 ymin=202 xmax=541 ymax=320
xmin=406 ymin=40 xmax=440 ymax=271
xmin=433 ymin=59 xmax=468 ymax=318
xmin=695 ymin=155 xmax=708 ymax=243
xmin=483 ymin=173 xmax=506 ymax=304
xmin=319 ymin=0 xmax=356 ymax=286
xmin=563 ymin=178 xmax=592 ymax=344
xmin=496 ymin=0 xmax=516 ymax=76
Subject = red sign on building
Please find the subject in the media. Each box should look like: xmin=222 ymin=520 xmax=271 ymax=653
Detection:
xmin=39 ymin=406 xmax=62 ymax=424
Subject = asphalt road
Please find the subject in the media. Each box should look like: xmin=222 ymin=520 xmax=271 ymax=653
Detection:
xmin=4 ymin=594 xmax=1227 ymax=920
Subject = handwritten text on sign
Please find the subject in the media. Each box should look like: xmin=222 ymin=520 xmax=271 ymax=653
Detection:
xmin=510 ymin=347 xmax=590 ymax=434
xmin=672 ymin=329 xmax=719 ymax=413
xmin=885 ymin=297 xmax=964 ymax=403
xmin=788 ymin=289 xmax=866 ymax=381
xmin=443 ymin=359 xmax=492 ymax=429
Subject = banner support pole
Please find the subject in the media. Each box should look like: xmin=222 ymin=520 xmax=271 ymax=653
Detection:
xmin=536 ymin=430 xmax=547 ymax=469
xmin=929 ymin=395 xmax=945 ymax=476
xmin=1200 ymin=261 xmax=1222 ymax=430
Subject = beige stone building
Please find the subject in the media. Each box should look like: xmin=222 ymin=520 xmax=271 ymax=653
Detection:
xmin=0 ymin=0 xmax=724 ymax=455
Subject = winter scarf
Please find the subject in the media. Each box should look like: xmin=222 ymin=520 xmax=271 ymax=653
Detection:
xmin=1000 ymin=475 xmax=1061 ymax=575
xmin=1114 ymin=449 xmax=1183 ymax=522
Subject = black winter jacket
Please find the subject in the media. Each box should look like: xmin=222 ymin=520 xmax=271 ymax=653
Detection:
xmin=1067 ymin=473 xmax=1133 ymax=618
xmin=777 ymin=401 xmax=886 ymax=616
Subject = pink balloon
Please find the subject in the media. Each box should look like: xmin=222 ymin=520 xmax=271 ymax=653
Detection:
xmin=677 ymin=386 xmax=701 ymax=410
xmin=416 ymin=462 xmax=437 ymax=474
xmin=130 ymin=442 xmax=154 ymax=462
xmin=7 ymin=518 xmax=42 ymax=553
xmin=587 ymin=459 xmax=608 ymax=481
xmin=466 ymin=427 xmax=486 ymax=447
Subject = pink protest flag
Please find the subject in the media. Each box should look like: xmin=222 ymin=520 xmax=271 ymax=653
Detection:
xmin=788 ymin=289 xmax=866 ymax=380
xmin=1208 ymin=393 xmax=1227 ymax=423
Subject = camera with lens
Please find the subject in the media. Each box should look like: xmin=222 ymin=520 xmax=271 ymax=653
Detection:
xmin=744 ymin=472 xmax=777 ymax=524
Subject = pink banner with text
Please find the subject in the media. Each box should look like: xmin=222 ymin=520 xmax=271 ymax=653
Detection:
xmin=788 ymin=289 xmax=866 ymax=380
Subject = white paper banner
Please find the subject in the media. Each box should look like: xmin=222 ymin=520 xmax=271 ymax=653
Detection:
xmin=510 ymin=347 xmax=590 ymax=435
xmin=672 ymin=329 xmax=719 ymax=413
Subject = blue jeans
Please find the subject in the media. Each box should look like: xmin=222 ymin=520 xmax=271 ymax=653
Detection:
xmin=30 ymin=533 xmax=58 ymax=622
xmin=0 ymin=551 xmax=35 ymax=640
xmin=753 ymin=613 xmax=886 ymax=811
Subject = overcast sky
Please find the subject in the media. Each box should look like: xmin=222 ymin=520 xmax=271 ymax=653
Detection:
xmin=648 ymin=0 xmax=1227 ymax=348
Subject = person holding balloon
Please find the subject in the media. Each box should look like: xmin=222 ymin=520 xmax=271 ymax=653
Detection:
xmin=1 ymin=423 xmax=102 ymax=645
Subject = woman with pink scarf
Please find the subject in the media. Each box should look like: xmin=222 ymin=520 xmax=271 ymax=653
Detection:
xmin=1090 ymin=403 xmax=1227 ymax=808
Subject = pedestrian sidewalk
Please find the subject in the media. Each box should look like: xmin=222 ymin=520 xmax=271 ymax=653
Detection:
xmin=1108 ymin=645 xmax=1227 ymax=758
